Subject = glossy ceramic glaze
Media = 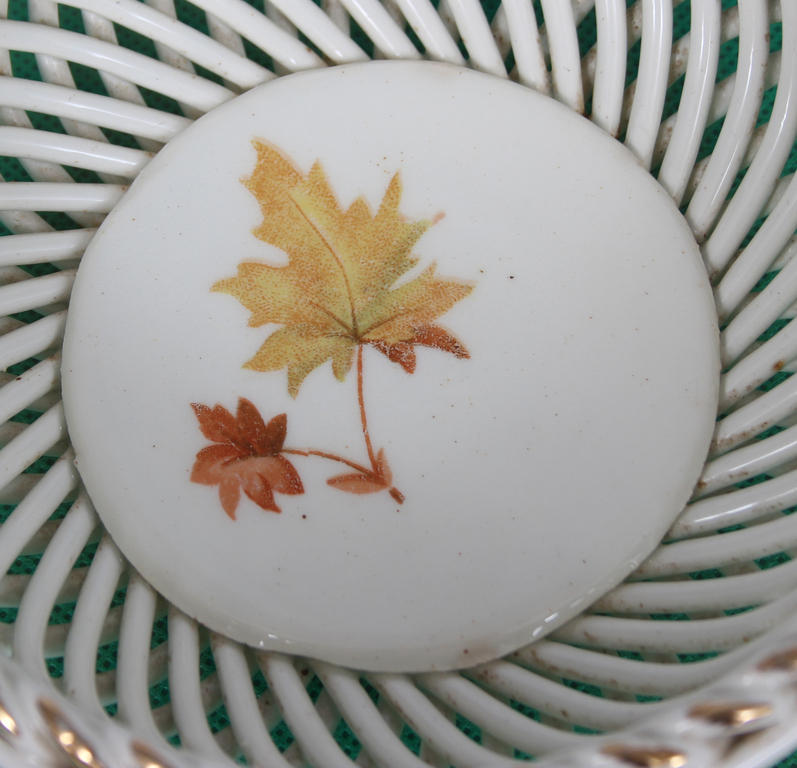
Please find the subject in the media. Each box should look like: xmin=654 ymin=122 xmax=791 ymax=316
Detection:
xmin=62 ymin=61 xmax=719 ymax=672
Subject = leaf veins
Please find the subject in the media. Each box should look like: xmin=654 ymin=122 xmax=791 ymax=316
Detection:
xmin=213 ymin=140 xmax=474 ymax=397
xmin=190 ymin=398 xmax=303 ymax=519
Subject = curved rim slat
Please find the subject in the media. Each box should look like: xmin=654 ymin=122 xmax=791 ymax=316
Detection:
xmin=11 ymin=490 xmax=97 ymax=684
xmin=415 ymin=671 xmax=589 ymax=753
xmin=656 ymin=0 xmax=720 ymax=204
xmin=675 ymin=466 xmax=797 ymax=536
xmin=0 ymin=230 xmax=95 ymax=267
xmin=115 ymin=572 xmax=172 ymax=748
xmin=513 ymin=639 xmax=746 ymax=697
xmin=442 ymin=0 xmax=507 ymax=77
xmin=721 ymin=250 xmax=797 ymax=367
xmin=693 ymin=421 xmax=797 ymax=500
xmin=500 ymin=0 xmax=548 ymax=92
xmin=635 ymin=512 xmax=797 ymax=578
xmin=0 ymin=74 xmax=192 ymax=142
xmin=624 ymin=0 xmax=672 ymax=169
xmin=701 ymin=0 xmax=797 ymax=278
xmin=216 ymin=0 xmax=364 ymax=64
xmin=0 ymin=311 xmax=68 ymax=372
xmin=334 ymin=0 xmax=420 ymax=58
xmin=62 ymin=534 xmax=126 ymax=718
xmin=551 ymin=589 xmax=797 ymax=653
xmin=684 ymin=0 xmax=770 ymax=249
xmin=259 ymin=653 xmax=359 ymax=768
xmin=0 ymin=450 xmax=79 ymax=580
xmin=0 ymin=269 xmax=75 ymax=317
xmin=715 ymin=173 xmax=797 ymax=322
xmin=58 ymin=0 xmax=272 ymax=88
xmin=539 ymin=0 xmax=583 ymax=112
xmin=387 ymin=0 xmax=465 ymax=64
xmin=213 ymin=637 xmax=296 ymax=768
xmin=370 ymin=672 xmax=520 ymax=768
xmin=0 ymin=182 xmax=125 ymax=212
xmin=0 ymin=20 xmax=235 ymax=111
xmin=589 ymin=0 xmax=626 ymax=136
xmin=312 ymin=660 xmax=437 ymax=768
xmin=594 ymin=559 xmax=797 ymax=614
xmin=167 ymin=607 xmax=232 ymax=761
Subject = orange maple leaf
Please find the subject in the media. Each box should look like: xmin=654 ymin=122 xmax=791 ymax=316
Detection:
xmin=190 ymin=398 xmax=303 ymax=519
xmin=213 ymin=140 xmax=474 ymax=397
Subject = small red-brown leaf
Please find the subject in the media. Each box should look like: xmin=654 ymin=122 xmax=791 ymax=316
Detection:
xmin=241 ymin=472 xmax=280 ymax=513
xmin=243 ymin=456 xmax=304 ymax=496
xmin=219 ymin=475 xmax=241 ymax=520
xmin=413 ymin=325 xmax=470 ymax=359
xmin=191 ymin=400 xmax=303 ymax=519
xmin=236 ymin=397 xmax=270 ymax=453
xmin=191 ymin=444 xmax=245 ymax=485
xmin=266 ymin=455 xmax=304 ymax=495
xmin=374 ymin=448 xmax=392 ymax=485
xmin=262 ymin=413 xmax=288 ymax=454
xmin=192 ymin=403 xmax=241 ymax=445
xmin=369 ymin=340 xmax=416 ymax=373
xmin=327 ymin=472 xmax=387 ymax=495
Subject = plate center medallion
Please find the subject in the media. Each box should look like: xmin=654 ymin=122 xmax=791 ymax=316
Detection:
xmin=62 ymin=61 xmax=719 ymax=672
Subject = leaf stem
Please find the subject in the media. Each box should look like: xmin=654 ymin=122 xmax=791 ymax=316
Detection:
xmin=283 ymin=448 xmax=370 ymax=475
xmin=358 ymin=344 xmax=377 ymax=472
xmin=283 ymin=447 xmax=405 ymax=504
xmin=282 ymin=343 xmax=404 ymax=504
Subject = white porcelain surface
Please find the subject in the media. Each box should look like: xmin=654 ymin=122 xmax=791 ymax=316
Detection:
xmin=62 ymin=61 xmax=719 ymax=672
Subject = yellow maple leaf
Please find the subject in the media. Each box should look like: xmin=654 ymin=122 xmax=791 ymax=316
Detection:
xmin=213 ymin=140 xmax=474 ymax=397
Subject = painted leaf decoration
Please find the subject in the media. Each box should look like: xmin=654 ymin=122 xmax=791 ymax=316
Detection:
xmin=327 ymin=448 xmax=393 ymax=495
xmin=190 ymin=398 xmax=303 ymax=519
xmin=213 ymin=140 xmax=474 ymax=397
xmin=374 ymin=448 xmax=393 ymax=486
xmin=327 ymin=473 xmax=387 ymax=495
